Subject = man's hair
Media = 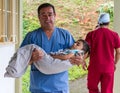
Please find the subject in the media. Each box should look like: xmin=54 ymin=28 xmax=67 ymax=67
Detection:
xmin=77 ymin=39 xmax=90 ymax=54
xmin=99 ymin=22 xmax=109 ymax=26
xmin=37 ymin=3 xmax=56 ymax=15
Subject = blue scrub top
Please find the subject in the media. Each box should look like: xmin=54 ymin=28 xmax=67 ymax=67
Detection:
xmin=21 ymin=27 xmax=75 ymax=92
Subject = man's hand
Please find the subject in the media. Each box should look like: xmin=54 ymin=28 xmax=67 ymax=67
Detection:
xmin=29 ymin=48 xmax=44 ymax=65
xmin=114 ymin=64 xmax=116 ymax=71
xmin=69 ymin=55 xmax=83 ymax=66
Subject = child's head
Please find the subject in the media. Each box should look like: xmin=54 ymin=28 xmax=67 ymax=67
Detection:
xmin=71 ymin=39 xmax=90 ymax=54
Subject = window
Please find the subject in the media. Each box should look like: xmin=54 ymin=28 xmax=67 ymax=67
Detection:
xmin=0 ymin=0 xmax=19 ymax=43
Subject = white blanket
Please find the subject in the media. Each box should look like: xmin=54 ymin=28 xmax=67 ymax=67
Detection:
xmin=4 ymin=44 xmax=72 ymax=78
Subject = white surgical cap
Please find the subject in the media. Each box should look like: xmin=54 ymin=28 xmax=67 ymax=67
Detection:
xmin=98 ymin=13 xmax=110 ymax=24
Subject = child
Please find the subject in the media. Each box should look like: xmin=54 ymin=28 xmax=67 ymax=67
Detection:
xmin=4 ymin=39 xmax=90 ymax=78
xmin=51 ymin=39 xmax=89 ymax=59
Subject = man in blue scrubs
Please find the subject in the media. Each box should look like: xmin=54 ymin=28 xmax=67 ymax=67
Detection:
xmin=21 ymin=3 xmax=82 ymax=93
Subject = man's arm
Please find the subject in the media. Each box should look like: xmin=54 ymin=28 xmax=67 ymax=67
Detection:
xmin=69 ymin=52 xmax=89 ymax=70
xmin=29 ymin=48 xmax=44 ymax=65
xmin=114 ymin=48 xmax=120 ymax=70
xmin=51 ymin=53 xmax=74 ymax=60
xmin=81 ymin=52 xmax=89 ymax=70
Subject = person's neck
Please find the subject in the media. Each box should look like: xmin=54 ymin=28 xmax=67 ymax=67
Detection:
xmin=100 ymin=25 xmax=108 ymax=28
xmin=42 ymin=26 xmax=54 ymax=32
xmin=42 ymin=27 xmax=54 ymax=39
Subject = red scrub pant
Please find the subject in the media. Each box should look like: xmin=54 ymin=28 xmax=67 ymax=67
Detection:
xmin=87 ymin=69 xmax=114 ymax=93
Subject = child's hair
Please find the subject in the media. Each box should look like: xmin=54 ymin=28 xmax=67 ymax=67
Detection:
xmin=77 ymin=39 xmax=90 ymax=54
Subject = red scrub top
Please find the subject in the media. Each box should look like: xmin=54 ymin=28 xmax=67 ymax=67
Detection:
xmin=86 ymin=27 xmax=120 ymax=72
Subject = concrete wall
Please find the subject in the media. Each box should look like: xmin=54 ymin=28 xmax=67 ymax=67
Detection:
xmin=114 ymin=0 xmax=120 ymax=93
xmin=0 ymin=44 xmax=15 ymax=93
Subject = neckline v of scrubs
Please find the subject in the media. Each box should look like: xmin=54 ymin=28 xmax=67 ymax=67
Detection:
xmin=42 ymin=28 xmax=56 ymax=41
xmin=41 ymin=28 xmax=57 ymax=53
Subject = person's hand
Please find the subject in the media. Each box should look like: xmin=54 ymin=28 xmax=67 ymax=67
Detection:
xmin=81 ymin=61 xmax=87 ymax=70
xmin=114 ymin=64 xmax=116 ymax=71
xmin=69 ymin=55 xmax=83 ymax=66
xmin=29 ymin=48 xmax=44 ymax=65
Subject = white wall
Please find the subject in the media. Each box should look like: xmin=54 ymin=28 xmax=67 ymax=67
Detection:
xmin=0 ymin=44 xmax=15 ymax=93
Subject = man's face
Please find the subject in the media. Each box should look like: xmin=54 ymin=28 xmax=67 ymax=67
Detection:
xmin=38 ymin=7 xmax=56 ymax=29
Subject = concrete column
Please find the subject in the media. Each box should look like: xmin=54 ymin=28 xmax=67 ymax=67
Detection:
xmin=15 ymin=0 xmax=22 ymax=93
xmin=114 ymin=0 xmax=120 ymax=93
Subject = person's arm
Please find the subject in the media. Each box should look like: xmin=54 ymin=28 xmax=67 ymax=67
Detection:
xmin=28 ymin=45 xmax=73 ymax=74
xmin=29 ymin=48 xmax=44 ymax=65
xmin=79 ymin=52 xmax=88 ymax=70
xmin=51 ymin=53 xmax=74 ymax=60
xmin=114 ymin=48 xmax=120 ymax=70
xmin=69 ymin=52 xmax=89 ymax=69
xmin=34 ymin=52 xmax=73 ymax=74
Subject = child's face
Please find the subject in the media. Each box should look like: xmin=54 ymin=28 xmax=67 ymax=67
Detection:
xmin=72 ymin=41 xmax=83 ymax=50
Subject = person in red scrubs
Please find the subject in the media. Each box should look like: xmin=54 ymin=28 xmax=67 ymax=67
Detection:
xmin=85 ymin=13 xmax=120 ymax=93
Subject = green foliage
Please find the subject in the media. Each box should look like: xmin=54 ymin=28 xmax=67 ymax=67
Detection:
xmin=97 ymin=1 xmax=114 ymax=29
xmin=23 ymin=17 xmax=39 ymax=38
xmin=97 ymin=1 xmax=114 ymax=22
xmin=22 ymin=0 xmax=96 ymax=40
xmin=69 ymin=65 xmax=88 ymax=80
xmin=73 ymin=0 xmax=96 ymax=6
xmin=22 ymin=67 xmax=30 ymax=93
xmin=72 ymin=18 xmax=79 ymax=24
